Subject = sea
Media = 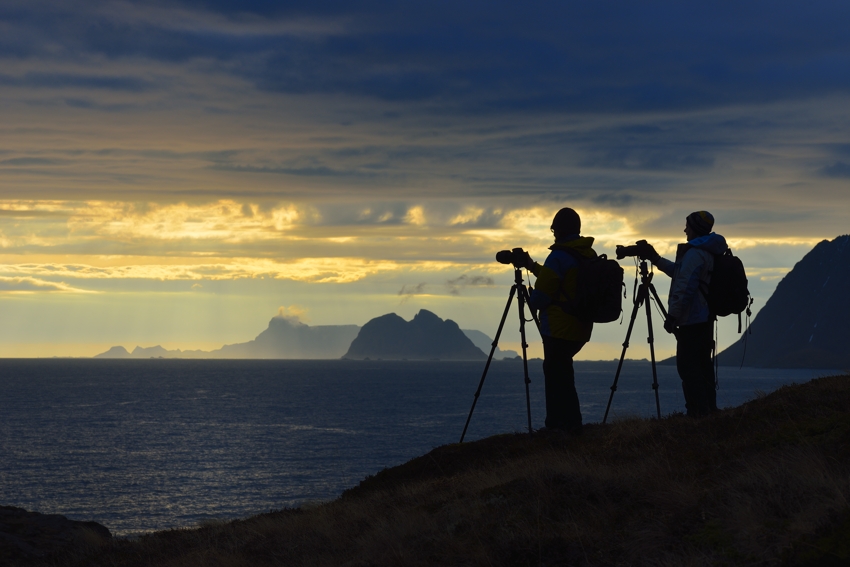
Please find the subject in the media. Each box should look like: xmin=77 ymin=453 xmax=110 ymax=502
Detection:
xmin=0 ymin=358 xmax=839 ymax=536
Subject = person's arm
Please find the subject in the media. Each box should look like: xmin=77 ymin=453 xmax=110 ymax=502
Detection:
xmin=653 ymin=256 xmax=675 ymax=277
xmin=635 ymin=241 xmax=674 ymax=277
xmin=529 ymin=253 xmax=572 ymax=311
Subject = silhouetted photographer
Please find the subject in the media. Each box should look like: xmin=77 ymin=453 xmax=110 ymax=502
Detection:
xmin=638 ymin=211 xmax=729 ymax=417
xmin=462 ymin=207 xmax=623 ymax=439
xmin=521 ymin=208 xmax=601 ymax=433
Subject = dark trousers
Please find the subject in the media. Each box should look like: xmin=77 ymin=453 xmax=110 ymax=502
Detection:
xmin=676 ymin=321 xmax=717 ymax=417
xmin=542 ymin=336 xmax=585 ymax=430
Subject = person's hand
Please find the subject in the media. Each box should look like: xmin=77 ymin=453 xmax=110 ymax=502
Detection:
xmin=637 ymin=241 xmax=660 ymax=263
xmin=663 ymin=317 xmax=677 ymax=334
xmin=517 ymin=249 xmax=534 ymax=270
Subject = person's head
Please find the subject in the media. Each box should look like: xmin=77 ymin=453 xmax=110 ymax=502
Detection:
xmin=684 ymin=210 xmax=714 ymax=240
xmin=551 ymin=207 xmax=581 ymax=241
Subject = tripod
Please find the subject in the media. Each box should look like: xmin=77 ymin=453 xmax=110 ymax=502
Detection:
xmin=460 ymin=266 xmax=541 ymax=442
xmin=602 ymin=259 xmax=669 ymax=424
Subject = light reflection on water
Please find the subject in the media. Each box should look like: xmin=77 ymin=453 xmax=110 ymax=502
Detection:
xmin=0 ymin=359 xmax=835 ymax=536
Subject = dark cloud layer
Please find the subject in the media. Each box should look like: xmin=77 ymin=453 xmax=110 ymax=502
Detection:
xmin=3 ymin=1 xmax=849 ymax=113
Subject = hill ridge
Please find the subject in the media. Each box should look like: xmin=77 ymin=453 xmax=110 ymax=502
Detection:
xmin=718 ymin=234 xmax=850 ymax=368
xmin=33 ymin=372 xmax=850 ymax=566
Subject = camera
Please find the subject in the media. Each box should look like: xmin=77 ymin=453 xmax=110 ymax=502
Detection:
xmin=616 ymin=239 xmax=652 ymax=260
xmin=495 ymin=247 xmax=529 ymax=267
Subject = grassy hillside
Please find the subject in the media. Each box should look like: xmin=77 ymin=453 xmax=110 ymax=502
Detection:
xmin=39 ymin=374 xmax=850 ymax=566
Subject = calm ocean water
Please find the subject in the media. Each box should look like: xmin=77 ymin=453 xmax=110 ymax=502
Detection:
xmin=0 ymin=358 xmax=837 ymax=536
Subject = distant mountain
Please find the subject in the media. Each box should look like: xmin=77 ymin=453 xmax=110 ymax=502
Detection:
xmin=343 ymin=309 xmax=487 ymax=360
xmin=94 ymin=316 xmax=360 ymax=359
xmin=94 ymin=346 xmax=131 ymax=359
xmin=214 ymin=317 xmax=360 ymax=359
xmin=462 ymin=329 xmax=520 ymax=360
xmin=717 ymin=235 xmax=850 ymax=369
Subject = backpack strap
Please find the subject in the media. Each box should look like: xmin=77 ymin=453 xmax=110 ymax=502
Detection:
xmin=695 ymin=248 xmax=723 ymax=314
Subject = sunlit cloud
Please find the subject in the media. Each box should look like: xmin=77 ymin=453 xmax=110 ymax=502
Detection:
xmin=276 ymin=305 xmax=308 ymax=324
xmin=67 ymin=200 xmax=303 ymax=242
xmin=404 ymin=206 xmax=426 ymax=226
xmin=724 ymin=237 xmax=827 ymax=250
xmin=0 ymin=258 xmax=406 ymax=284
xmin=0 ymin=275 xmax=94 ymax=294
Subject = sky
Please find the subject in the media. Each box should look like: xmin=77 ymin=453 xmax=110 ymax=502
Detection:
xmin=1 ymin=0 xmax=848 ymax=359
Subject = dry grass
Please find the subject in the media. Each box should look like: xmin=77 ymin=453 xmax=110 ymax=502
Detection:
xmin=31 ymin=374 xmax=850 ymax=567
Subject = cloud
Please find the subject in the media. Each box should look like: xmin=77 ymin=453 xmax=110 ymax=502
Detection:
xmin=0 ymin=257 xmax=492 ymax=285
xmin=3 ymin=1 xmax=850 ymax=115
xmin=0 ymin=276 xmax=93 ymax=293
xmin=819 ymin=161 xmax=850 ymax=178
xmin=275 ymin=305 xmax=308 ymax=324
xmin=445 ymin=274 xmax=495 ymax=295
xmin=1 ymin=2 xmax=849 ymax=251
xmin=397 ymin=283 xmax=426 ymax=303
xmin=0 ymin=72 xmax=151 ymax=92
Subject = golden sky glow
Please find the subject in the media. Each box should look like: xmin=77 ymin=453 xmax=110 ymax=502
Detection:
xmin=1 ymin=1 xmax=848 ymax=358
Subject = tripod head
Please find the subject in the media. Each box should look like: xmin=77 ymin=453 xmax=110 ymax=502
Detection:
xmin=638 ymin=259 xmax=653 ymax=284
xmin=460 ymin=251 xmax=543 ymax=442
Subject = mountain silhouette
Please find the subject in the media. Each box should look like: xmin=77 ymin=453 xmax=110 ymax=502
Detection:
xmin=462 ymin=329 xmax=520 ymax=360
xmin=717 ymin=234 xmax=850 ymax=368
xmin=94 ymin=316 xmax=360 ymax=359
xmin=215 ymin=316 xmax=360 ymax=359
xmin=343 ymin=309 xmax=486 ymax=360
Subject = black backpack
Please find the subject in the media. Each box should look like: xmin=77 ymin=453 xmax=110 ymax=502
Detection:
xmin=558 ymin=250 xmax=625 ymax=323
xmin=703 ymin=248 xmax=752 ymax=328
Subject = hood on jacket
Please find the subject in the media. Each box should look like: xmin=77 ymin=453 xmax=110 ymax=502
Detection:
xmin=550 ymin=236 xmax=597 ymax=258
xmin=689 ymin=232 xmax=727 ymax=255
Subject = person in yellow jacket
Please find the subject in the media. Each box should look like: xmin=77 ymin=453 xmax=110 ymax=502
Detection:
xmin=524 ymin=207 xmax=598 ymax=433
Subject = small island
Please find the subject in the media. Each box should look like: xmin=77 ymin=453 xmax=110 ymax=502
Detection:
xmin=343 ymin=309 xmax=487 ymax=360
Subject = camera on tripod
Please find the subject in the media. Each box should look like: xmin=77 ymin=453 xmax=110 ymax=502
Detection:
xmin=495 ymin=247 xmax=530 ymax=268
xmin=461 ymin=246 xmax=541 ymax=442
xmin=616 ymin=239 xmax=653 ymax=260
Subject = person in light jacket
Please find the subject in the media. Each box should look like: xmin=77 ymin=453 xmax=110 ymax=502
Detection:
xmin=645 ymin=211 xmax=728 ymax=417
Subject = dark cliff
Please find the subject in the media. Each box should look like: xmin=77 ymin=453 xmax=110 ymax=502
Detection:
xmin=718 ymin=234 xmax=850 ymax=368
xmin=343 ymin=309 xmax=486 ymax=360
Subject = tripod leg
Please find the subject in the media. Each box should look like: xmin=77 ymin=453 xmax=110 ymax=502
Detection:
xmin=517 ymin=285 xmax=534 ymax=436
xmin=647 ymin=283 xmax=668 ymax=320
xmin=603 ymin=285 xmax=644 ymax=424
xmin=644 ymin=284 xmax=662 ymax=419
xmin=460 ymin=285 xmax=517 ymax=442
xmin=519 ymin=285 xmax=542 ymax=335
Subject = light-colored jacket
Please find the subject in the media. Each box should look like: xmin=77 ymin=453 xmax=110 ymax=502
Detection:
xmin=654 ymin=232 xmax=728 ymax=326
xmin=528 ymin=237 xmax=597 ymax=342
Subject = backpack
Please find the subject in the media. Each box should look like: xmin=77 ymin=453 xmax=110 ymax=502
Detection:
xmin=702 ymin=248 xmax=752 ymax=328
xmin=558 ymin=250 xmax=625 ymax=323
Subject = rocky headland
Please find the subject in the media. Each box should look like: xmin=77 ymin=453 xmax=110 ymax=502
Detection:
xmin=718 ymin=234 xmax=850 ymax=368
xmin=343 ymin=309 xmax=487 ymax=360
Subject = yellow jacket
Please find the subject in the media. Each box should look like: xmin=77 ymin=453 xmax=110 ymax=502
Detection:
xmin=529 ymin=237 xmax=597 ymax=342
